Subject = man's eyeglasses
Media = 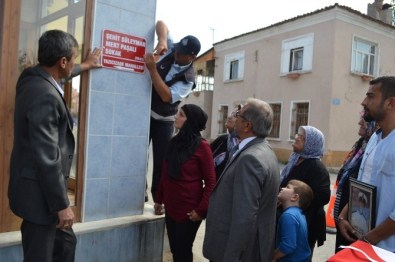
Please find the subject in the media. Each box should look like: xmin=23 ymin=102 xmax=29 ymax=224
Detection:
xmin=235 ymin=110 xmax=250 ymax=122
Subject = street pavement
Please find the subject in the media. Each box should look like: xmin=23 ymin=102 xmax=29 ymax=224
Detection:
xmin=146 ymin=144 xmax=339 ymax=261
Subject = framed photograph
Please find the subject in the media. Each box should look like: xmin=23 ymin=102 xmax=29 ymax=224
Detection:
xmin=348 ymin=178 xmax=377 ymax=238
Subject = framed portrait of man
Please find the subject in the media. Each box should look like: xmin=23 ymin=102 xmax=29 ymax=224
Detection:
xmin=348 ymin=178 xmax=377 ymax=238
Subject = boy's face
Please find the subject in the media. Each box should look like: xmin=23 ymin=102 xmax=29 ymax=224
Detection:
xmin=278 ymin=184 xmax=296 ymax=203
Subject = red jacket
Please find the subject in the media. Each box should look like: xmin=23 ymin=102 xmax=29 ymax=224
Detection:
xmin=156 ymin=140 xmax=216 ymax=222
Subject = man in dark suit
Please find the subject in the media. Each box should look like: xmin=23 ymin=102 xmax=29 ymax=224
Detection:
xmin=203 ymin=98 xmax=280 ymax=262
xmin=8 ymin=30 xmax=79 ymax=262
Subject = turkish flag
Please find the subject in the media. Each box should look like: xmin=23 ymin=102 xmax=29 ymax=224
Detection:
xmin=327 ymin=240 xmax=395 ymax=262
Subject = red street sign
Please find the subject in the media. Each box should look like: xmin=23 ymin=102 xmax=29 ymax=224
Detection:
xmin=101 ymin=29 xmax=146 ymax=73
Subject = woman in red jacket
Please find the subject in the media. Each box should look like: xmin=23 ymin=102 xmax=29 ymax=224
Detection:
xmin=154 ymin=104 xmax=216 ymax=262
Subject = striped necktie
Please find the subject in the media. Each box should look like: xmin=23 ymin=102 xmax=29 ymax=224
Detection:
xmin=229 ymin=144 xmax=239 ymax=157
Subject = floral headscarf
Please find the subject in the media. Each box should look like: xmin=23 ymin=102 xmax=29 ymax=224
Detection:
xmin=280 ymin=126 xmax=325 ymax=183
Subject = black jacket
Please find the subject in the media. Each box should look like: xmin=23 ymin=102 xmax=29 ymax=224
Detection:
xmin=9 ymin=65 xmax=75 ymax=225
xmin=210 ymin=134 xmax=229 ymax=179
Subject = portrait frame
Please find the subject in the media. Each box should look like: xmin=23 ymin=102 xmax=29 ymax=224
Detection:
xmin=348 ymin=178 xmax=376 ymax=238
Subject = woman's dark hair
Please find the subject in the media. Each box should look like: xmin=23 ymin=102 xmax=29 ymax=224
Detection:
xmin=38 ymin=30 xmax=78 ymax=67
xmin=166 ymin=104 xmax=207 ymax=179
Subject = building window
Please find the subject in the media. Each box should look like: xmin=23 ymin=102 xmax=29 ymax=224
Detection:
xmin=206 ymin=59 xmax=215 ymax=76
xmin=290 ymin=102 xmax=309 ymax=139
xmin=230 ymin=60 xmax=239 ymax=79
xmin=289 ymin=47 xmax=303 ymax=72
xmin=268 ymin=103 xmax=281 ymax=138
xmin=280 ymin=33 xmax=314 ymax=74
xmin=194 ymin=75 xmax=214 ymax=91
xmin=218 ymin=105 xmax=229 ymax=134
xmin=224 ymin=51 xmax=245 ymax=81
xmin=352 ymin=37 xmax=378 ymax=76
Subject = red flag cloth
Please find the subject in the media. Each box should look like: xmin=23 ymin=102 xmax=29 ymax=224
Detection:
xmin=327 ymin=240 xmax=395 ymax=262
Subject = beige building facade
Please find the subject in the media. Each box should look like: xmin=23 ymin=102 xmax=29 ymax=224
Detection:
xmin=182 ymin=48 xmax=215 ymax=139
xmin=210 ymin=4 xmax=395 ymax=166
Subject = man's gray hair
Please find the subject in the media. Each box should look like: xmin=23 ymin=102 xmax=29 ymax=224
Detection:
xmin=242 ymin=98 xmax=273 ymax=138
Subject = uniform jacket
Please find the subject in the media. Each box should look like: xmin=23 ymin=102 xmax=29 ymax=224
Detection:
xmin=150 ymin=51 xmax=195 ymax=117
xmin=9 ymin=65 xmax=75 ymax=225
xmin=203 ymin=137 xmax=280 ymax=262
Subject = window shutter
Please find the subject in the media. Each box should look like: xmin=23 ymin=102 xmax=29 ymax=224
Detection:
xmin=303 ymin=43 xmax=313 ymax=71
xmin=224 ymin=59 xmax=230 ymax=81
xmin=238 ymin=56 xmax=245 ymax=79
xmin=280 ymin=47 xmax=290 ymax=74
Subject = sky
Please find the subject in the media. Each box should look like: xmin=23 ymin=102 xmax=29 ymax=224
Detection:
xmin=156 ymin=0 xmax=374 ymax=54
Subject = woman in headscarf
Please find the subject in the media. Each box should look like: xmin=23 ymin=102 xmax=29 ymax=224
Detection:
xmin=154 ymin=104 xmax=216 ymax=262
xmin=333 ymin=115 xmax=377 ymax=252
xmin=279 ymin=126 xmax=330 ymax=257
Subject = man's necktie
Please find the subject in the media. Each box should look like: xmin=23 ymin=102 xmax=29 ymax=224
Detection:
xmin=229 ymin=144 xmax=239 ymax=158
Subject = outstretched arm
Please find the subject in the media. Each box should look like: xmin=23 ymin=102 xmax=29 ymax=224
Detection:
xmin=362 ymin=217 xmax=395 ymax=245
xmin=144 ymin=53 xmax=172 ymax=102
xmin=145 ymin=20 xmax=172 ymax=102
xmin=79 ymin=47 xmax=102 ymax=72
xmin=154 ymin=20 xmax=169 ymax=55
xmin=63 ymin=47 xmax=102 ymax=85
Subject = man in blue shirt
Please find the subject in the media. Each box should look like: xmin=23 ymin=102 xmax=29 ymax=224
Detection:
xmin=144 ymin=21 xmax=201 ymax=202
xmin=338 ymin=76 xmax=395 ymax=252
